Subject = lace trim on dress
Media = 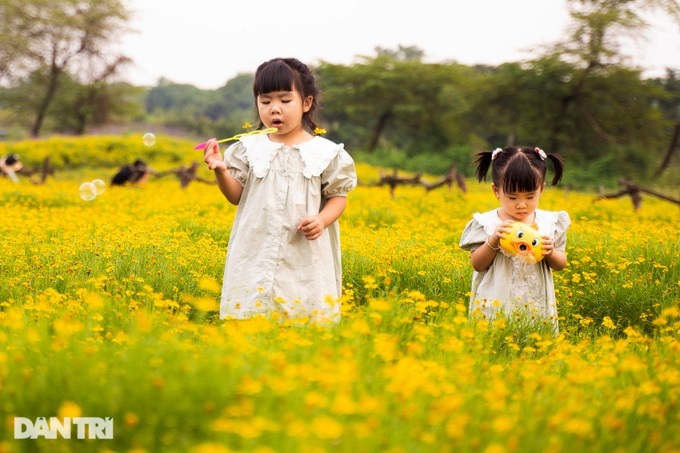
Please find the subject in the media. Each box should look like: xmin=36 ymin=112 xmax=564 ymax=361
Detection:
xmin=240 ymin=135 xmax=343 ymax=179
xmin=297 ymin=136 xmax=343 ymax=178
xmin=323 ymin=186 xmax=351 ymax=197
xmin=232 ymin=171 xmax=248 ymax=186
xmin=240 ymin=135 xmax=281 ymax=178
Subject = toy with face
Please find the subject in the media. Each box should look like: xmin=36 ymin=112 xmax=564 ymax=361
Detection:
xmin=500 ymin=222 xmax=544 ymax=263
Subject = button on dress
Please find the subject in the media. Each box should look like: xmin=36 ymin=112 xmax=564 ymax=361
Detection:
xmin=220 ymin=134 xmax=357 ymax=322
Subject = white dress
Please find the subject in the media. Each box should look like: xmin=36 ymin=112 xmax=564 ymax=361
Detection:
xmin=459 ymin=209 xmax=571 ymax=330
xmin=220 ymin=134 xmax=357 ymax=322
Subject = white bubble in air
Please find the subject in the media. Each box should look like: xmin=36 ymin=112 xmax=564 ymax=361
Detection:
xmin=79 ymin=182 xmax=97 ymax=201
xmin=91 ymin=179 xmax=106 ymax=195
xmin=142 ymin=132 xmax=156 ymax=146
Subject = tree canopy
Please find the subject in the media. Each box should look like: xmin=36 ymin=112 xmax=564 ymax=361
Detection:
xmin=0 ymin=0 xmax=131 ymax=136
xmin=0 ymin=0 xmax=678 ymax=186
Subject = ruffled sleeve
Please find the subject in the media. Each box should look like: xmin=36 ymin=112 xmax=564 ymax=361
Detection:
xmin=553 ymin=211 xmax=571 ymax=251
xmin=459 ymin=210 xmax=502 ymax=252
xmin=224 ymin=141 xmax=249 ymax=186
xmin=321 ymin=147 xmax=357 ymax=198
xmin=459 ymin=218 xmax=487 ymax=252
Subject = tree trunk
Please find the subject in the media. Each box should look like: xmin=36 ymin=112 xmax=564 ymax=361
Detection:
xmin=368 ymin=111 xmax=392 ymax=152
xmin=656 ymin=122 xmax=680 ymax=176
xmin=30 ymin=64 xmax=61 ymax=138
xmin=549 ymin=59 xmax=599 ymax=153
xmin=74 ymin=102 xmax=88 ymax=135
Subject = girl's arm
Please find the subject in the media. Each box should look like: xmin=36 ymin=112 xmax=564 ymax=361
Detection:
xmin=542 ymin=237 xmax=568 ymax=270
xmin=470 ymin=236 xmax=500 ymax=272
xmin=214 ymin=167 xmax=243 ymax=205
xmin=203 ymin=139 xmax=243 ymax=205
xmin=298 ymin=196 xmax=347 ymax=240
xmin=470 ymin=222 xmax=510 ymax=272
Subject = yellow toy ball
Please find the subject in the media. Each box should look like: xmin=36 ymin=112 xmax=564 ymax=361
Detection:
xmin=499 ymin=222 xmax=544 ymax=263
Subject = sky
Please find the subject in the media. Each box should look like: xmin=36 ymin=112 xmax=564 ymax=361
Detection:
xmin=118 ymin=0 xmax=680 ymax=90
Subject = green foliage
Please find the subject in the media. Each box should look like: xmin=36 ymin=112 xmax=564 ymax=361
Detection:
xmin=2 ymin=16 xmax=680 ymax=187
xmin=354 ymin=144 xmax=475 ymax=176
xmin=0 ymin=0 xmax=132 ymax=137
xmin=144 ymin=75 xmax=257 ymax=139
xmin=318 ymin=58 xmax=478 ymax=155
xmin=562 ymin=142 xmax=680 ymax=193
xmin=648 ymin=69 xmax=680 ymax=121
xmin=0 ymin=135 xmax=197 ymax=171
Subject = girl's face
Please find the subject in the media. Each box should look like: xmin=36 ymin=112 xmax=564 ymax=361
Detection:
xmin=256 ymin=86 xmax=313 ymax=143
xmin=492 ymin=183 xmax=545 ymax=223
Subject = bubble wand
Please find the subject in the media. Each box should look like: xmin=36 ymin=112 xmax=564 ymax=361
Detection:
xmin=193 ymin=127 xmax=278 ymax=150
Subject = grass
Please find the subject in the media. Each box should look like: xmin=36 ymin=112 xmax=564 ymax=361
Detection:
xmin=0 ymin=137 xmax=679 ymax=452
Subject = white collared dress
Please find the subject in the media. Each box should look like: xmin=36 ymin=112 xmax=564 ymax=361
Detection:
xmin=459 ymin=209 xmax=571 ymax=329
xmin=220 ymin=134 xmax=357 ymax=321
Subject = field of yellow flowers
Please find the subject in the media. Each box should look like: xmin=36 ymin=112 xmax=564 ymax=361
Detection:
xmin=0 ymin=136 xmax=679 ymax=452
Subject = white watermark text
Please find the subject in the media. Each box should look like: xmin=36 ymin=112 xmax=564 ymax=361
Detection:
xmin=14 ymin=417 xmax=114 ymax=440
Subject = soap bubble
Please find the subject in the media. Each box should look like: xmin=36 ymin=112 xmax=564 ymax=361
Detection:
xmin=142 ymin=132 xmax=156 ymax=146
xmin=79 ymin=182 xmax=97 ymax=201
xmin=91 ymin=179 xmax=106 ymax=195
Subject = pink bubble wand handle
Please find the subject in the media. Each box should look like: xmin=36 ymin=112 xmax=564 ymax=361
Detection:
xmin=193 ymin=127 xmax=278 ymax=150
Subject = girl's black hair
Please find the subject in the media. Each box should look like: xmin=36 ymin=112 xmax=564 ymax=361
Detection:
xmin=474 ymin=146 xmax=564 ymax=193
xmin=252 ymin=58 xmax=321 ymax=132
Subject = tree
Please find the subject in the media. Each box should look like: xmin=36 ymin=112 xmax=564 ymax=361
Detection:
xmin=146 ymin=79 xmax=210 ymax=114
xmin=52 ymin=77 xmax=144 ymax=134
xmin=0 ymin=0 xmax=131 ymax=137
xmin=648 ymin=69 xmax=680 ymax=175
xmin=475 ymin=57 xmax=667 ymax=161
xmin=215 ymin=73 xmax=256 ymax=124
xmin=142 ymin=75 xmax=257 ymax=139
xmin=373 ymin=45 xmax=425 ymax=62
xmin=317 ymin=48 xmax=475 ymax=154
xmin=545 ymin=0 xmax=680 ymax=152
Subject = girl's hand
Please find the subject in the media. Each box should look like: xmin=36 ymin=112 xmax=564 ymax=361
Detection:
xmin=203 ymin=138 xmax=226 ymax=172
xmin=542 ymin=236 xmax=568 ymax=270
xmin=298 ymin=215 xmax=325 ymax=240
xmin=541 ymin=236 xmax=555 ymax=257
xmin=488 ymin=220 xmax=513 ymax=250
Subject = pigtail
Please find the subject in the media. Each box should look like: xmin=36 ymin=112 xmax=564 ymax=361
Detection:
xmin=473 ymin=151 xmax=494 ymax=182
xmin=546 ymin=153 xmax=565 ymax=186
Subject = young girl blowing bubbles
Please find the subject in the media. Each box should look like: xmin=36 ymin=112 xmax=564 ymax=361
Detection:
xmin=202 ymin=58 xmax=357 ymax=322
xmin=459 ymin=146 xmax=571 ymax=331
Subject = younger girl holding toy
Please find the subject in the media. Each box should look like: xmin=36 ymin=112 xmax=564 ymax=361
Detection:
xmin=459 ymin=146 xmax=570 ymax=331
xmin=202 ymin=58 xmax=357 ymax=322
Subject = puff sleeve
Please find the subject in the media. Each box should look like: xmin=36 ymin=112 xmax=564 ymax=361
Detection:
xmin=553 ymin=211 xmax=571 ymax=251
xmin=459 ymin=218 xmax=487 ymax=252
xmin=224 ymin=141 xmax=249 ymax=186
xmin=321 ymin=147 xmax=357 ymax=198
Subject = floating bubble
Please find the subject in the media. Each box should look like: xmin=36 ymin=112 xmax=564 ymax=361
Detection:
xmin=91 ymin=179 xmax=106 ymax=195
xmin=142 ymin=132 xmax=156 ymax=146
xmin=79 ymin=182 xmax=97 ymax=201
